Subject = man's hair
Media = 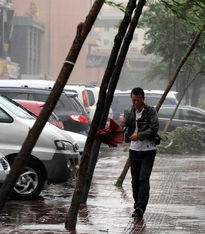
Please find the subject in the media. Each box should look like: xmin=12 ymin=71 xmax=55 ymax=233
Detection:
xmin=131 ymin=87 xmax=144 ymax=98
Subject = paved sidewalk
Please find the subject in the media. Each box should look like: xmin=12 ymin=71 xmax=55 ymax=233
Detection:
xmin=0 ymin=146 xmax=205 ymax=233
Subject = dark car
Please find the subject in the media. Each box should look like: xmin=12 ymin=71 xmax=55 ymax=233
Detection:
xmin=111 ymin=90 xmax=178 ymax=124
xmin=158 ymin=105 xmax=205 ymax=132
xmin=0 ymin=87 xmax=90 ymax=135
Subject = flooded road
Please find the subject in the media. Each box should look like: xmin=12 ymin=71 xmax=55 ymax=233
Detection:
xmin=0 ymin=146 xmax=205 ymax=233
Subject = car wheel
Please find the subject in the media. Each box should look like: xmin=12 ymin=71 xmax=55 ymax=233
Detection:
xmin=10 ymin=160 xmax=46 ymax=200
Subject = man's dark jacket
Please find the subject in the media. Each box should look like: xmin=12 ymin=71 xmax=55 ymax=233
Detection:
xmin=121 ymin=104 xmax=159 ymax=143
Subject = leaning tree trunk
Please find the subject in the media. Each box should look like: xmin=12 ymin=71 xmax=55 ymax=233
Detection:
xmin=65 ymin=0 xmax=147 ymax=231
xmin=155 ymin=25 xmax=205 ymax=112
xmin=115 ymin=24 xmax=205 ymax=188
xmin=0 ymin=0 xmax=104 ymax=213
xmin=80 ymin=0 xmax=138 ymax=205
xmin=115 ymin=157 xmax=130 ymax=187
xmin=163 ymin=71 xmax=202 ymax=132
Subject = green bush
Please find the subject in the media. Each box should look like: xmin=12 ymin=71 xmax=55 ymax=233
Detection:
xmin=158 ymin=125 xmax=205 ymax=154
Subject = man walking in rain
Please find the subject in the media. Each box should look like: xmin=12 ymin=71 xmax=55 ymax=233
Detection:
xmin=122 ymin=87 xmax=159 ymax=220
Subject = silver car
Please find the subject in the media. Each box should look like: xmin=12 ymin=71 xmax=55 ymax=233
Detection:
xmin=0 ymin=95 xmax=80 ymax=199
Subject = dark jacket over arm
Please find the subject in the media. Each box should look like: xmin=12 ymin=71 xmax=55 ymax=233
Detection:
xmin=121 ymin=104 xmax=159 ymax=143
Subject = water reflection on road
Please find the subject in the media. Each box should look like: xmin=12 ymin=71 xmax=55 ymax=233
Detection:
xmin=0 ymin=146 xmax=205 ymax=233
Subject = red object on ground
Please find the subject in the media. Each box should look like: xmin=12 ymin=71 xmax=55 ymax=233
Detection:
xmin=96 ymin=119 xmax=124 ymax=147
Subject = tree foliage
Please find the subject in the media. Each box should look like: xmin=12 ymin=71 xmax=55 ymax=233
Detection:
xmin=104 ymin=0 xmax=127 ymax=12
xmin=140 ymin=0 xmax=205 ymax=106
xmin=161 ymin=0 xmax=205 ymax=29
xmin=158 ymin=125 xmax=205 ymax=154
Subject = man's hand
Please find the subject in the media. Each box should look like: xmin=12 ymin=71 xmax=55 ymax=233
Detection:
xmin=129 ymin=132 xmax=138 ymax=141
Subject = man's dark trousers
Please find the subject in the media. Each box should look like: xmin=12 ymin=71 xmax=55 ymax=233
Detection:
xmin=129 ymin=149 xmax=156 ymax=213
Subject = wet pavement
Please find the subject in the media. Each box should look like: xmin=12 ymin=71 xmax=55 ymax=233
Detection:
xmin=0 ymin=146 xmax=205 ymax=233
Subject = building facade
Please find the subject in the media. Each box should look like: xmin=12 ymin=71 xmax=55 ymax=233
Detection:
xmin=12 ymin=0 xmax=103 ymax=83
xmin=9 ymin=0 xmax=151 ymax=87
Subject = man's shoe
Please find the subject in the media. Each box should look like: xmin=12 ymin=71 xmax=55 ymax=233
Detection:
xmin=132 ymin=208 xmax=143 ymax=220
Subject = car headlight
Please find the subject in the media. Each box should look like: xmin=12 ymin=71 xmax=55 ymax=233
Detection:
xmin=55 ymin=140 xmax=78 ymax=152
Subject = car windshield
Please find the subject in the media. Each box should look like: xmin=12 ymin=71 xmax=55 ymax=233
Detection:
xmin=0 ymin=96 xmax=34 ymax=119
xmin=112 ymin=93 xmax=177 ymax=114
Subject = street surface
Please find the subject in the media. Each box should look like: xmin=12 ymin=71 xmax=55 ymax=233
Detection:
xmin=0 ymin=146 xmax=204 ymax=233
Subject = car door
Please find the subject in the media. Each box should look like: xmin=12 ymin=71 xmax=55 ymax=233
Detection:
xmin=0 ymin=106 xmax=32 ymax=154
xmin=181 ymin=108 xmax=205 ymax=128
xmin=158 ymin=106 xmax=183 ymax=131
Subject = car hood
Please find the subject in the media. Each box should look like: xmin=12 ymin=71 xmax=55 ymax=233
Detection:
xmin=25 ymin=119 xmax=72 ymax=143
xmin=45 ymin=125 xmax=87 ymax=153
xmin=28 ymin=120 xmax=86 ymax=153
xmin=4 ymin=118 xmax=72 ymax=152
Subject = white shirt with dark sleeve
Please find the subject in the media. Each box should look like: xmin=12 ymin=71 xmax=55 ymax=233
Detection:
xmin=130 ymin=108 xmax=156 ymax=152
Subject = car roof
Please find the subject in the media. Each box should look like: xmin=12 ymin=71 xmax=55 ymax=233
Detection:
xmin=159 ymin=105 xmax=205 ymax=112
xmin=0 ymin=86 xmax=78 ymax=97
xmin=65 ymin=83 xmax=98 ymax=88
xmin=0 ymin=79 xmax=54 ymax=87
xmin=114 ymin=89 xmax=178 ymax=97
xmin=0 ymin=80 xmax=78 ymax=95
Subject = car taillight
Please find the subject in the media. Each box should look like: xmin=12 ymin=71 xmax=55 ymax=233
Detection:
xmin=68 ymin=114 xmax=89 ymax=124
xmin=82 ymin=91 xmax=89 ymax=108
xmin=118 ymin=116 xmax=125 ymax=123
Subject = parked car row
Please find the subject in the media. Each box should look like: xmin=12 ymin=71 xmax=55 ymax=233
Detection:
xmin=1 ymin=79 xmax=204 ymax=200
xmin=0 ymin=79 xmax=98 ymax=200
xmin=0 ymin=79 xmax=100 ymax=121
xmin=0 ymin=86 xmax=90 ymax=135
xmin=158 ymin=105 xmax=205 ymax=131
xmin=0 ymin=95 xmax=88 ymax=199
xmin=110 ymin=89 xmax=205 ymax=132
xmin=0 ymin=79 xmax=110 ymax=200
xmin=111 ymin=89 xmax=178 ymax=124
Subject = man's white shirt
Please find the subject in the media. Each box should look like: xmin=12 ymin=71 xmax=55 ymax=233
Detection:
xmin=130 ymin=108 xmax=156 ymax=152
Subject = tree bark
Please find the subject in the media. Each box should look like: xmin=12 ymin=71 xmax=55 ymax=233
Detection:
xmin=0 ymin=0 xmax=104 ymax=212
xmin=81 ymin=0 xmax=137 ymax=205
xmin=65 ymin=0 xmax=147 ymax=231
xmin=116 ymin=25 xmax=205 ymax=187
xmin=163 ymin=71 xmax=202 ymax=132
xmin=115 ymin=157 xmax=130 ymax=187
